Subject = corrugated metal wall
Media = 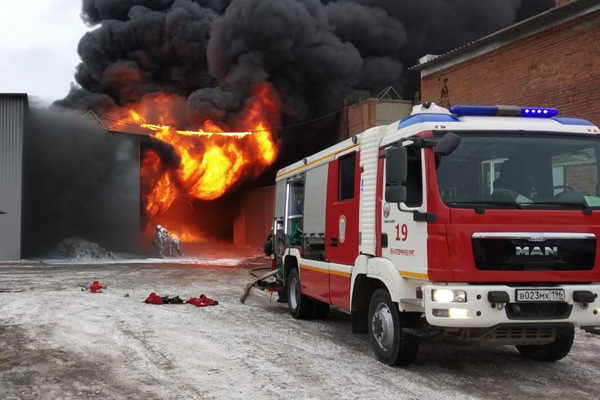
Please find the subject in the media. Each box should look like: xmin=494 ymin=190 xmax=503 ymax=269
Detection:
xmin=0 ymin=94 xmax=26 ymax=261
xmin=100 ymin=132 xmax=142 ymax=253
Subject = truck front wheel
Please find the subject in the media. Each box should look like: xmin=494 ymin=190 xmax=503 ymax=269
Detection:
xmin=368 ymin=288 xmax=420 ymax=366
xmin=287 ymin=268 xmax=314 ymax=319
xmin=515 ymin=326 xmax=574 ymax=361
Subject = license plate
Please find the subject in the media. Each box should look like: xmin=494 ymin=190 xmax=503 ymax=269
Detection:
xmin=516 ymin=289 xmax=565 ymax=302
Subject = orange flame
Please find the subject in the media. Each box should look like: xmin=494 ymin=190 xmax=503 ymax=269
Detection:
xmin=109 ymin=83 xmax=280 ymax=241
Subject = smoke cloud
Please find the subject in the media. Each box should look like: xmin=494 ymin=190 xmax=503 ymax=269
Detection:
xmin=22 ymin=108 xmax=142 ymax=257
xmin=55 ymin=0 xmax=554 ymax=165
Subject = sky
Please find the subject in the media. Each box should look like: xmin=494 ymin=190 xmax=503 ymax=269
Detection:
xmin=0 ymin=0 xmax=90 ymax=105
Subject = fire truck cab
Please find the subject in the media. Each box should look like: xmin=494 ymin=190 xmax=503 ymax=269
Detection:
xmin=270 ymin=102 xmax=600 ymax=366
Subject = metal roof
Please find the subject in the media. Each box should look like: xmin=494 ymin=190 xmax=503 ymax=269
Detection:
xmin=411 ymin=0 xmax=600 ymax=75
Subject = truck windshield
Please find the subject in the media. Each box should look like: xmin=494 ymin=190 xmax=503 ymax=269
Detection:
xmin=435 ymin=131 xmax=600 ymax=210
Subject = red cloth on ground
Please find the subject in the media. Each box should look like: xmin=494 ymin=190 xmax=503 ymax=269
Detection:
xmin=200 ymin=294 xmax=219 ymax=306
xmin=187 ymin=297 xmax=205 ymax=307
xmin=89 ymin=281 xmax=103 ymax=293
xmin=145 ymin=292 xmax=163 ymax=305
xmin=187 ymin=294 xmax=218 ymax=307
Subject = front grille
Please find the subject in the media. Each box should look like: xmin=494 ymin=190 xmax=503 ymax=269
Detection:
xmin=505 ymin=302 xmax=572 ymax=320
xmin=472 ymin=236 xmax=595 ymax=271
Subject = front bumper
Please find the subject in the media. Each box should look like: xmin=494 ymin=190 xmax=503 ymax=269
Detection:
xmin=422 ymin=284 xmax=600 ymax=328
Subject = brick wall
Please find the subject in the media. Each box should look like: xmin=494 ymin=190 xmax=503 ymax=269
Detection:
xmin=420 ymin=11 xmax=600 ymax=125
xmin=565 ymin=164 xmax=596 ymax=194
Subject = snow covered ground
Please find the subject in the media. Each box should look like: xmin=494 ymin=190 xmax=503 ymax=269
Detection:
xmin=2 ymin=253 xmax=600 ymax=399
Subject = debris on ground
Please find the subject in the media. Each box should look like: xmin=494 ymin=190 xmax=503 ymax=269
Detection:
xmin=53 ymin=237 xmax=118 ymax=260
xmin=144 ymin=292 xmax=185 ymax=305
xmin=163 ymin=295 xmax=184 ymax=304
xmin=145 ymin=292 xmax=216 ymax=306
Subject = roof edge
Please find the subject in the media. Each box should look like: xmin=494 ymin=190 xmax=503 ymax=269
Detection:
xmin=411 ymin=0 xmax=600 ymax=75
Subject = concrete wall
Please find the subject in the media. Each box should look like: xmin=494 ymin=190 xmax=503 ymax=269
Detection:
xmin=420 ymin=9 xmax=600 ymax=125
xmin=343 ymin=99 xmax=413 ymax=139
xmin=0 ymin=94 xmax=26 ymax=261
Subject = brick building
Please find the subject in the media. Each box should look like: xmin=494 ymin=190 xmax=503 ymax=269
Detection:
xmin=414 ymin=0 xmax=600 ymax=125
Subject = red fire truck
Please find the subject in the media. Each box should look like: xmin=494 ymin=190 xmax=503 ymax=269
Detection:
xmin=268 ymin=102 xmax=600 ymax=366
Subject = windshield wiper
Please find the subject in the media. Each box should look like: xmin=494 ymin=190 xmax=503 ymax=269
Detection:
xmin=528 ymin=201 xmax=593 ymax=214
xmin=445 ymin=201 xmax=524 ymax=210
xmin=446 ymin=201 xmax=594 ymax=215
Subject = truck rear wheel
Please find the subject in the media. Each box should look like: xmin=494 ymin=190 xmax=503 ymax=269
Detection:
xmin=368 ymin=288 xmax=420 ymax=366
xmin=515 ymin=326 xmax=574 ymax=361
xmin=287 ymin=268 xmax=314 ymax=319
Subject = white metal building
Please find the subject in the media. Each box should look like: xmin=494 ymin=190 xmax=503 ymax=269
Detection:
xmin=0 ymin=94 xmax=27 ymax=260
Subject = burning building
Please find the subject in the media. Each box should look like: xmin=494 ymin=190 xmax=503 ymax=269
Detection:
xmin=98 ymin=84 xmax=280 ymax=248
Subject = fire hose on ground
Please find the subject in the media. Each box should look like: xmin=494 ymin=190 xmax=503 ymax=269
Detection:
xmin=239 ymin=267 xmax=281 ymax=303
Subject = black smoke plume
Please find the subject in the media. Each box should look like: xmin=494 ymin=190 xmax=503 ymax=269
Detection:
xmin=55 ymin=0 xmax=554 ymax=168
xmin=22 ymin=108 xmax=142 ymax=257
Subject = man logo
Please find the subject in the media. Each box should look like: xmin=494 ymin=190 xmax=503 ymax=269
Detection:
xmin=530 ymin=233 xmax=545 ymax=242
xmin=515 ymin=246 xmax=558 ymax=256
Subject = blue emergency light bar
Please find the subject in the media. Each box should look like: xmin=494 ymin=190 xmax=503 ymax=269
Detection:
xmin=449 ymin=105 xmax=558 ymax=118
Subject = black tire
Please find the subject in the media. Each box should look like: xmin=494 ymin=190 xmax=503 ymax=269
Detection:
xmin=287 ymin=268 xmax=314 ymax=319
xmin=368 ymin=288 xmax=420 ymax=366
xmin=313 ymin=301 xmax=330 ymax=319
xmin=276 ymin=291 xmax=288 ymax=303
xmin=515 ymin=326 xmax=575 ymax=362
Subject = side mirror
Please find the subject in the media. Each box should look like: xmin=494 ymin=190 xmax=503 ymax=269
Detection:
xmin=385 ymin=185 xmax=407 ymax=203
xmin=385 ymin=147 xmax=407 ymax=185
xmin=434 ymin=132 xmax=461 ymax=156
xmin=385 ymin=147 xmax=407 ymax=203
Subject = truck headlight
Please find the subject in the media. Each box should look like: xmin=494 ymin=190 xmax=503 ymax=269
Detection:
xmin=432 ymin=289 xmax=467 ymax=303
